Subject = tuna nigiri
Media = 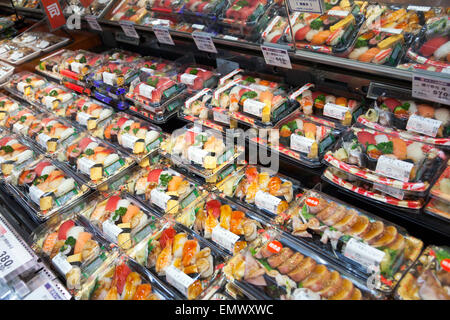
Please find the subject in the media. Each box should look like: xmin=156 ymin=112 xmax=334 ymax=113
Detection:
xmin=420 ymin=36 xmax=449 ymax=57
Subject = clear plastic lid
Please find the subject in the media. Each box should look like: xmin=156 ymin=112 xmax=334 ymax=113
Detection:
xmin=87 ymin=60 xmax=141 ymax=93
xmin=261 ymin=15 xmax=289 ymax=44
xmin=32 ymin=82 xmax=77 ymax=114
xmin=63 ymin=0 xmax=115 ymax=17
xmin=4 ymin=71 xmax=48 ymax=100
xmin=35 ymin=49 xmax=76 ymax=81
xmin=128 ymin=221 xmax=225 ymax=299
xmin=222 ymin=231 xmax=384 ymax=300
xmin=176 ymin=66 xmax=220 ymax=91
xmin=107 ymin=0 xmax=151 ymax=24
xmin=0 ymin=60 xmax=13 ymax=83
xmin=324 ymin=126 xmax=447 ymax=195
xmin=92 ymin=112 xmax=163 ymax=162
xmin=12 ymin=32 xmax=69 ymax=52
xmin=0 ymin=92 xmax=24 ymax=125
xmin=0 ymin=44 xmax=40 ymax=65
xmin=424 ymin=197 xmax=450 ymax=221
xmin=216 ymin=164 xmax=303 ymax=219
xmin=220 ymin=0 xmax=272 ymax=26
xmin=102 ymin=48 xmax=142 ymax=63
xmin=135 ymin=57 xmax=177 ymax=77
xmin=275 ymin=188 xmax=424 ymax=294
xmin=358 ymin=96 xmax=450 ymax=149
xmin=394 ymin=245 xmax=450 ymax=300
xmin=430 ymin=160 xmax=450 ymax=202
xmin=178 ymin=0 xmax=226 ymax=17
xmin=59 ymin=50 xmax=105 ymax=82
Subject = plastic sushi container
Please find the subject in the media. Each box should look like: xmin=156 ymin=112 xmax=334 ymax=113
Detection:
xmin=0 ymin=133 xmax=42 ymax=182
xmin=394 ymin=245 xmax=450 ymax=300
xmin=248 ymin=110 xmax=341 ymax=169
xmin=125 ymin=164 xmax=207 ymax=218
xmin=358 ymin=95 xmax=450 ymax=149
xmin=134 ymin=56 xmax=177 ymax=77
xmin=0 ymin=39 xmax=15 ymax=56
xmin=217 ymin=0 xmax=274 ymax=42
xmin=54 ymin=133 xmax=136 ymax=190
xmin=35 ymin=49 xmax=75 ymax=81
xmin=79 ymin=191 xmax=166 ymax=252
xmin=63 ymin=0 xmax=116 ymax=18
xmin=74 ymin=251 xmax=183 ymax=300
xmin=175 ymin=191 xmax=273 ymax=257
xmin=346 ymin=4 xmax=435 ymax=66
xmin=274 ymin=189 xmax=424 ymax=295
xmin=30 ymin=205 xmax=114 ymax=293
xmin=30 ymin=81 xmax=77 ymax=115
xmin=216 ymin=165 xmax=303 ymax=220
xmin=425 ymin=161 xmax=450 ymax=221
xmin=3 ymin=155 xmax=91 ymax=222
xmin=176 ymin=65 xmax=220 ymax=92
xmin=396 ymin=61 xmax=450 ymax=73
xmin=0 ymin=92 xmax=24 ymax=125
xmin=127 ymin=221 xmax=226 ymax=300
xmin=11 ymin=0 xmax=39 ymax=9
xmin=287 ymin=2 xmax=365 ymax=56
xmin=260 ymin=15 xmax=290 ymax=45
xmin=289 ymin=83 xmax=364 ymax=127
xmin=177 ymin=0 xmax=226 ymax=27
xmin=92 ymin=112 xmax=163 ymax=164
xmin=323 ymin=127 xmax=447 ymax=205
xmin=0 ymin=44 xmax=40 ymax=65
xmin=0 ymin=60 xmax=13 ymax=83
xmin=12 ymin=32 xmax=70 ymax=53
xmin=106 ymin=0 xmax=153 ymax=25
xmin=4 ymin=71 xmax=48 ymax=101
xmin=209 ymin=77 xmax=295 ymax=129
xmin=222 ymin=231 xmax=385 ymax=300
xmin=59 ymin=95 xmax=115 ymax=133
xmin=102 ymin=48 xmax=142 ymax=64
xmin=160 ymin=123 xmax=245 ymax=184
xmin=406 ymin=14 xmax=450 ymax=69
xmin=203 ymin=276 xmax=250 ymax=300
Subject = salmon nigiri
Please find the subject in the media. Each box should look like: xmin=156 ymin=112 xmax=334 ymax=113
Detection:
xmin=182 ymin=240 xmax=200 ymax=267
xmin=74 ymin=232 xmax=92 ymax=254
xmin=311 ymin=30 xmax=331 ymax=45
xmin=358 ymin=47 xmax=381 ymax=62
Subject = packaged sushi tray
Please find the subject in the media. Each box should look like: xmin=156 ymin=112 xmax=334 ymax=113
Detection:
xmin=102 ymin=48 xmax=142 ymax=64
xmin=0 ymin=92 xmax=23 ymax=124
xmin=125 ymin=71 xmax=187 ymax=123
xmin=286 ymin=1 xmax=365 ymax=56
xmin=54 ymin=133 xmax=136 ymax=190
xmin=35 ymin=49 xmax=75 ymax=81
xmin=4 ymin=155 xmax=90 ymax=221
xmin=274 ymin=189 xmax=424 ymax=294
xmin=260 ymin=15 xmax=289 ymax=45
xmin=0 ymin=60 xmax=13 ymax=83
xmin=12 ymin=32 xmax=70 ymax=53
xmin=358 ymin=95 xmax=450 ymax=149
xmin=209 ymin=75 xmax=295 ymax=129
xmin=125 ymin=163 xmax=207 ymax=218
xmin=222 ymin=231 xmax=384 ymax=300
xmin=217 ymin=0 xmax=274 ymax=42
xmin=160 ymin=123 xmax=245 ymax=184
xmin=176 ymin=0 xmax=226 ymax=26
xmin=107 ymin=0 xmax=154 ymax=25
xmin=0 ymin=43 xmax=40 ymax=65
xmin=175 ymin=191 xmax=273 ymax=257
xmin=60 ymin=95 xmax=115 ymax=133
xmin=248 ymin=110 xmax=341 ymax=169
xmin=63 ymin=0 xmax=116 ymax=18
xmin=346 ymin=5 xmax=435 ymax=66
xmin=92 ymin=112 xmax=163 ymax=164
xmin=289 ymin=83 xmax=363 ymax=127
xmin=203 ymin=276 xmax=249 ymax=300
xmin=394 ymin=245 xmax=450 ymax=300
xmin=31 ymin=81 xmax=77 ymax=115
xmin=426 ymin=161 xmax=450 ymax=221
xmin=176 ymin=66 xmax=220 ymax=92
xmin=11 ymin=0 xmax=39 ymax=9
xmin=216 ymin=165 xmax=302 ymax=219
xmin=79 ymin=191 xmax=166 ymax=251
xmin=134 ymin=57 xmax=177 ymax=77
xmin=30 ymin=206 xmax=114 ymax=292
xmin=0 ymin=133 xmax=41 ymax=181
xmin=58 ymin=50 xmax=105 ymax=86
xmin=75 ymin=251 xmax=183 ymax=300
xmin=128 ymin=221 xmax=226 ymax=300
xmin=4 ymin=71 xmax=48 ymax=100
xmin=406 ymin=14 xmax=450 ymax=69
xmin=396 ymin=61 xmax=450 ymax=73
xmin=324 ymin=127 xmax=447 ymax=201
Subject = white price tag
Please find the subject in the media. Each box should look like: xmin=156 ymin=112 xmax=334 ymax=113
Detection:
xmin=0 ymin=219 xmax=34 ymax=278
xmin=287 ymin=0 xmax=324 ymax=14
xmin=290 ymin=134 xmax=314 ymax=154
xmin=379 ymin=28 xmax=403 ymax=34
xmin=407 ymin=5 xmax=431 ymax=11
xmin=29 ymin=185 xmax=45 ymax=205
xmin=192 ymin=24 xmax=205 ymax=30
xmin=13 ymin=122 xmax=25 ymax=134
xmin=76 ymin=112 xmax=92 ymax=126
xmin=343 ymin=238 xmax=385 ymax=272
xmin=102 ymin=220 xmax=123 ymax=242
xmin=327 ymin=10 xmax=349 ymax=17
xmin=121 ymin=133 xmax=140 ymax=150
xmin=375 ymin=155 xmax=413 ymax=182
xmin=51 ymin=252 xmax=73 ymax=276
xmin=102 ymin=72 xmax=116 ymax=86
xmin=187 ymin=146 xmax=209 ymax=164
xmin=150 ymin=188 xmax=171 ymax=210
xmin=261 ymin=45 xmax=292 ymax=69
xmin=153 ymin=25 xmax=174 ymax=45
xmin=211 ymin=225 xmax=240 ymax=252
xmin=180 ymin=73 xmax=198 ymax=86
xmin=165 ymin=265 xmax=195 ymax=297
xmin=324 ymin=103 xmax=348 ymax=120
xmin=223 ymin=35 xmax=239 ymax=41
xmin=192 ymin=32 xmax=217 ymax=54
xmin=138 ymin=83 xmax=155 ymax=98
xmin=213 ymin=110 xmax=230 ymax=124
xmin=412 ymin=73 xmax=450 ymax=105
xmin=86 ymin=15 xmax=103 ymax=32
xmin=255 ymin=190 xmax=281 ymax=214
xmin=70 ymin=62 xmax=82 ymax=74
xmin=77 ymin=157 xmax=96 ymax=176
xmin=406 ymin=114 xmax=442 ymax=137
xmin=373 ymin=183 xmax=404 ymax=200
xmin=24 ymin=281 xmax=70 ymax=300
xmin=243 ymin=99 xmax=266 ymax=117
xmin=43 ymin=96 xmax=56 ymax=110
xmin=37 ymin=133 xmax=52 ymax=149
xmin=119 ymin=21 xmax=140 ymax=39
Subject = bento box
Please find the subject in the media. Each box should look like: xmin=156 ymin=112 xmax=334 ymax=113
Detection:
xmin=274 ymin=189 xmax=424 ymax=294
xmin=177 ymin=0 xmax=226 ymax=26
xmin=176 ymin=66 xmax=220 ymax=91
xmin=216 ymin=165 xmax=302 ymax=219
xmin=358 ymin=95 xmax=450 ymax=149
xmin=223 ymin=232 xmax=384 ymax=300
xmin=128 ymin=222 xmax=225 ymax=299
xmin=63 ymin=0 xmax=116 ymax=18
xmin=4 ymin=155 xmax=90 ymax=221
xmin=102 ymin=48 xmax=142 ymax=63
xmin=134 ymin=56 xmax=177 ymax=77
xmin=107 ymin=0 xmax=152 ymax=25
xmin=394 ymin=245 xmax=450 ymax=300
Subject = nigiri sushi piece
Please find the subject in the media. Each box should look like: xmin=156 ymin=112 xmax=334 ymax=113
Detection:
xmin=348 ymin=46 xmax=369 ymax=60
xmin=311 ymin=30 xmax=331 ymax=45
xmin=358 ymin=47 xmax=381 ymax=62
xmin=420 ymin=36 xmax=449 ymax=57
xmin=173 ymin=233 xmax=187 ymax=258
xmin=434 ymin=41 xmax=450 ymax=61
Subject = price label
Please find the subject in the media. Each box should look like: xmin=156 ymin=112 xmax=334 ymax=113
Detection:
xmin=0 ymin=218 xmax=34 ymax=278
xmin=255 ymin=190 xmax=281 ymax=214
xmin=412 ymin=73 xmax=450 ymax=105
xmin=102 ymin=72 xmax=116 ymax=86
xmin=324 ymin=103 xmax=348 ymax=120
xmin=287 ymin=0 xmax=324 ymax=14
xmin=119 ymin=21 xmax=139 ymax=39
xmin=76 ymin=112 xmax=92 ymax=126
xmin=211 ymin=225 xmax=240 ymax=252
xmin=378 ymin=28 xmax=403 ymax=34
xmin=213 ymin=110 xmax=230 ymax=124
xmin=77 ymin=157 xmax=96 ymax=176
xmin=327 ymin=10 xmax=349 ymax=17
xmin=150 ymin=188 xmax=171 ymax=210
xmin=406 ymin=114 xmax=442 ymax=137
xmin=24 ymin=281 xmax=70 ymax=300
xmin=261 ymin=45 xmax=292 ymax=69
xmin=407 ymin=5 xmax=431 ymax=11
xmin=373 ymin=183 xmax=404 ymax=200
xmin=343 ymin=238 xmax=385 ymax=272
xmin=180 ymin=73 xmax=198 ymax=86
xmin=121 ymin=133 xmax=140 ymax=150
xmin=86 ymin=15 xmax=102 ymax=31
xmin=290 ymin=134 xmax=314 ymax=154
xmin=243 ymin=99 xmax=266 ymax=117
xmin=223 ymin=35 xmax=239 ymax=41
xmin=51 ymin=252 xmax=73 ymax=276
xmin=267 ymin=240 xmax=282 ymax=253
xmin=192 ymin=32 xmax=217 ymax=54
xmin=29 ymin=185 xmax=45 ymax=205
xmin=138 ymin=83 xmax=155 ymax=98
xmin=102 ymin=220 xmax=123 ymax=242
xmin=153 ymin=25 xmax=174 ymax=45
xmin=166 ymin=265 xmax=194 ymax=297
xmin=375 ymin=155 xmax=413 ymax=182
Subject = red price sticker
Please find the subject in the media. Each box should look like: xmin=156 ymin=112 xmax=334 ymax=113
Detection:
xmin=305 ymin=197 xmax=319 ymax=207
xmin=441 ymin=259 xmax=450 ymax=272
xmin=267 ymin=240 xmax=282 ymax=253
